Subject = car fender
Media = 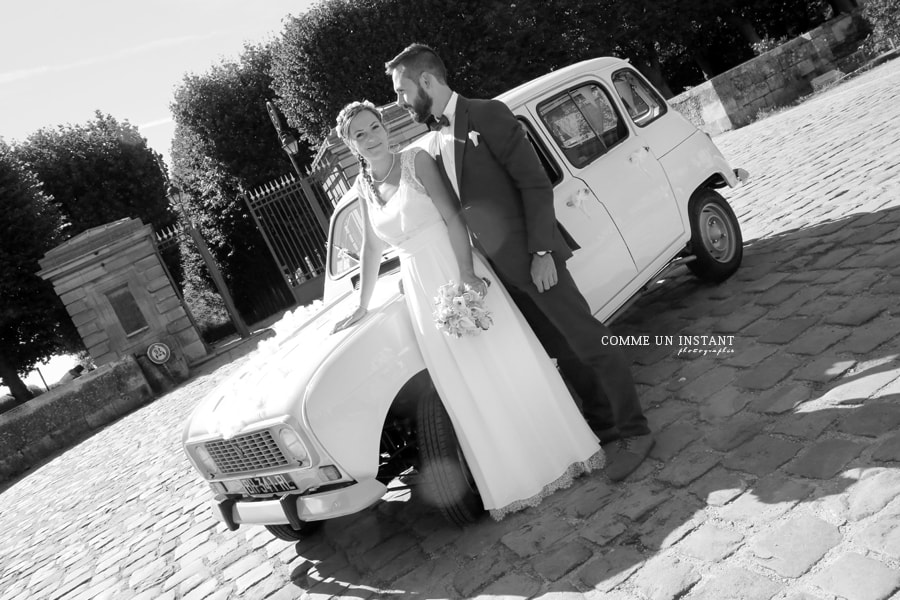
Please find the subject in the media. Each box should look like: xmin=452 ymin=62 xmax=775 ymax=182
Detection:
xmin=303 ymin=294 xmax=426 ymax=480
xmin=659 ymin=131 xmax=741 ymax=215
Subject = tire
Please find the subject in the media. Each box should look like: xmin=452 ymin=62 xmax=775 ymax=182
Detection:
xmin=264 ymin=520 xmax=322 ymax=542
xmin=416 ymin=386 xmax=484 ymax=526
xmin=686 ymin=189 xmax=743 ymax=282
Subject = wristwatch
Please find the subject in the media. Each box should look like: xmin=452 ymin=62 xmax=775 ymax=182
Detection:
xmin=534 ymin=250 xmax=552 ymax=257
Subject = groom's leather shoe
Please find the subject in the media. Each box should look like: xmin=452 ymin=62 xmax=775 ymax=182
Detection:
xmin=605 ymin=433 xmax=655 ymax=482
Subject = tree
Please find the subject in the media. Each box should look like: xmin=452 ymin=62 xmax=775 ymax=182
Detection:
xmin=0 ymin=142 xmax=73 ymax=406
xmin=828 ymin=0 xmax=859 ymax=15
xmin=271 ymin=0 xmax=596 ymax=145
xmin=644 ymin=0 xmax=831 ymax=85
xmin=863 ymin=0 xmax=900 ymax=51
xmin=14 ymin=112 xmax=177 ymax=239
xmin=727 ymin=0 xmax=830 ymax=40
xmin=170 ymin=43 xmax=298 ymax=323
xmin=270 ymin=0 xmax=433 ymax=145
xmin=257 ymin=0 xmax=849 ymax=145
xmin=583 ymin=0 xmax=705 ymax=96
xmin=171 ymin=44 xmax=305 ymax=188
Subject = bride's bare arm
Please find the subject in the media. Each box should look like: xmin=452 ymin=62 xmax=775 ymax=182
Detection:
xmin=414 ymin=151 xmax=485 ymax=294
xmin=357 ymin=196 xmax=385 ymax=308
xmin=333 ymin=191 xmax=384 ymax=332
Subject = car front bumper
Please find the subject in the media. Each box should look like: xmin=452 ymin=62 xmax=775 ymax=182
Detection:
xmin=213 ymin=478 xmax=387 ymax=529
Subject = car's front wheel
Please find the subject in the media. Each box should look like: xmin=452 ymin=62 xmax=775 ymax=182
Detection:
xmin=417 ymin=386 xmax=484 ymax=526
xmin=264 ymin=520 xmax=321 ymax=542
xmin=687 ymin=189 xmax=743 ymax=282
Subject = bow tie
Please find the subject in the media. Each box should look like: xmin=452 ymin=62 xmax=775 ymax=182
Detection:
xmin=427 ymin=114 xmax=451 ymax=131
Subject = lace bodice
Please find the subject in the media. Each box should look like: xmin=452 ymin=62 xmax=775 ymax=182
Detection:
xmin=365 ymin=148 xmax=444 ymax=247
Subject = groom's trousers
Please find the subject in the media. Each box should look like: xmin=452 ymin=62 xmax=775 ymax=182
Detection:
xmin=501 ymin=262 xmax=650 ymax=442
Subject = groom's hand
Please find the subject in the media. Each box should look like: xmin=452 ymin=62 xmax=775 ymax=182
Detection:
xmin=531 ymin=254 xmax=558 ymax=293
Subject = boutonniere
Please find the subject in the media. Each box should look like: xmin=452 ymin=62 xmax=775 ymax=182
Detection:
xmin=468 ymin=131 xmax=480 ymax=147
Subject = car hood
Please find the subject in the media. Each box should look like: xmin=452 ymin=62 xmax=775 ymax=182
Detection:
xmin=184 ymin=275 xmax=404 ymax=442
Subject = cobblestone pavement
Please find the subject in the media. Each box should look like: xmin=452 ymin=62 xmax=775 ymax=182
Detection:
xmin=3 ymin=58 xmax=900 ymax=600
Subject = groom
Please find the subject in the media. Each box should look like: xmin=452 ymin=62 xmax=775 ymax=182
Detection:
xmin=385 ymin=43 xmax=654 ymax=482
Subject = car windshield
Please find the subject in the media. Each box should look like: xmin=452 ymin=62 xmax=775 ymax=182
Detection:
xmin=329 ymin=199 xmax=365 ymax=278
xmin=329 ymin=198 xmax=396 ymax=278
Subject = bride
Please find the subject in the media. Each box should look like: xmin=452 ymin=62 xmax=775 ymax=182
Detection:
xmin=331 ymin=100 xmax=603 ymax=520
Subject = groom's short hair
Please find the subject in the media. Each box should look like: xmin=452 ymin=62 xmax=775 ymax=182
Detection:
xmin=385 ymin=43 xmax=448 ymax=85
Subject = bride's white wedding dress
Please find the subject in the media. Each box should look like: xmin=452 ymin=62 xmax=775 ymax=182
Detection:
xmin=365 ymin=147 xmax=604 ymax=519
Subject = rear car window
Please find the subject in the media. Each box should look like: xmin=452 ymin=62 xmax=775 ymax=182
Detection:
xmin=612 ymin=69 xmax=667 ymax=127
xmin=537 ymin=83 xmax=627 ymax=169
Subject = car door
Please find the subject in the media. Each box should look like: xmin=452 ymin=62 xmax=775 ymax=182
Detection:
xmin=611 ymin=67 xmax=699 ymax=164
xmin=516 ymin=117 xmax=638 ymax=317
xmin=526 ymin=80 xmax=684 ymax=274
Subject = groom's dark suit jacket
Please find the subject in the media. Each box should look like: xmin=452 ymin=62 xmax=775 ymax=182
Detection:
xmin=440 ymin=95 xmax=648 ymax=437
xmin=444 ymin=96 xmax=572 ymax=287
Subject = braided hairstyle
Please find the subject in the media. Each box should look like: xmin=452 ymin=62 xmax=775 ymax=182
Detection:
xmin=335 ymin=100 xmax=388 ymax=205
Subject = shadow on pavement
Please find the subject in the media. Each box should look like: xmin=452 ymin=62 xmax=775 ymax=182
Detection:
xmin=267 ymin=206 xmax=900 ymax=598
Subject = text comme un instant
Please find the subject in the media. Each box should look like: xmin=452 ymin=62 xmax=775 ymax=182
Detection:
xmin=600 ymin=335 xmax=736 ymax=346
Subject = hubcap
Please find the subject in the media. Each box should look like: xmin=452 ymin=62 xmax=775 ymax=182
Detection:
xmin=699 ymin=203 xmax=736 ymax=263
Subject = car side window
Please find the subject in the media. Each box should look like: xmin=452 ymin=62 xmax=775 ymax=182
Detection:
xmin=537 ymin=84 xmax=626 ymax=169
xmin=329 ymin=200 xmax=363 ymax=277
xmin=517 ymin=117 xmax=562 ymax=186
xmin=612 ymin=69 xmax=666 ymax=127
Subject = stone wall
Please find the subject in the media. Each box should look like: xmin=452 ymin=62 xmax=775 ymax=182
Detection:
xmin=38 ymin=218 xmax=207 ymax=380
xmin=670 ymin=12 xmax=871 ymax=134
xmin=0 ymin=355 xmax=153 ymax=483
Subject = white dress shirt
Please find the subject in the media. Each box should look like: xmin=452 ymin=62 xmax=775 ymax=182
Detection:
xmin=437 ymin=92 xmax=460 ymax=198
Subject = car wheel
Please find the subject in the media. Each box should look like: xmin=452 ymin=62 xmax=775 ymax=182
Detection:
xmin=687 ymin=189 xmax=743 ymax=282
xmin=264 ymin=520 xmax=321 ymax=542
xmin=417 ymin=386 xmax=484 ymax=526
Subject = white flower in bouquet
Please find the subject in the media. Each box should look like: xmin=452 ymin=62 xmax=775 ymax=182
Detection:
xmin=433 ymin=280 xmax=493 ymax=338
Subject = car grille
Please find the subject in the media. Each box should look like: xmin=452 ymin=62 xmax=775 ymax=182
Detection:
xmin=205 ymin=430 xmax=289 ymax=475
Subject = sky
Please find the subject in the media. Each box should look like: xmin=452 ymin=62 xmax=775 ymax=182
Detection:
xmin=0 ymin=0 xmax=318 ymax=394
xmin=0 ymin=0 xmax=317 ymax=167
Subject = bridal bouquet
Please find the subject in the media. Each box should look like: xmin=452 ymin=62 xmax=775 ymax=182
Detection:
xmin=433 ymin=280 xmax=493 ymax=338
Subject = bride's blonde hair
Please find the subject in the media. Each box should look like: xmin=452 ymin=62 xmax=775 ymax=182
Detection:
xmin=335 ymin=100 xmax=382 ymax=142
xmin=335 ymin=100 xmax=388 ymax=205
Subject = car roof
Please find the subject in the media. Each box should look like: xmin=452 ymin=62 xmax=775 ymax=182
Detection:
xmin=496 ymin=57 xmax=627 ymax=109
xmin=332 ymin=57 xmax=629 ymax=213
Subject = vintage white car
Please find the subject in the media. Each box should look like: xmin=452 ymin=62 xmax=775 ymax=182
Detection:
xmin=182 ymin=57 xmax=747 ymax=540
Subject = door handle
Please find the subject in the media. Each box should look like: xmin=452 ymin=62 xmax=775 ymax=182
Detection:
xmin=628 ymin=146 xmax=650 ymax=164
xmin=566 ymin=188 xmax=592 ymax=216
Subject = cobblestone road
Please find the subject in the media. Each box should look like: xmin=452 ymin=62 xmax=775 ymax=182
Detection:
xmin=3 ymin=58 xmax=900 ymax=600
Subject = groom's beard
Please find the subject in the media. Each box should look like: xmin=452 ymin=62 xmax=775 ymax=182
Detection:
xmin=404 ymin=86 xmax=433 ymax=123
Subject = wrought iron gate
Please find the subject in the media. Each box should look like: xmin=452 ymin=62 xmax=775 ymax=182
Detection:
xmin=245 ymin=164 xmax=350 ymax=303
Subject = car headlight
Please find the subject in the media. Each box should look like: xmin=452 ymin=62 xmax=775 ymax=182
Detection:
xmin=190 ymin=444 xmax=217 ymax=476
xmin=277 ymin=427 xmax=309 ymax=464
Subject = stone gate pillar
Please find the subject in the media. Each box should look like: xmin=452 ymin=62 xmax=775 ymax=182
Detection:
xmin=37 ymin=218 xmax=207 ymax=382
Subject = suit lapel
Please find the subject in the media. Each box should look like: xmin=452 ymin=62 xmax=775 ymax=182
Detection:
xmin=433 ymin=148 xmax=459 ymax=201
xmin=453 ymin=96 xmax=469 ymax=194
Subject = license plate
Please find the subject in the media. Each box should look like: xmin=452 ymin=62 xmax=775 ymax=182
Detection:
xmin=241 ymin=474 xmax=297 ymax=495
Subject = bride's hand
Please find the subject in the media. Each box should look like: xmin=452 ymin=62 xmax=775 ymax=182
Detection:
xmin=332 ymin=306 xmax=368 ymax=333
xmin=462 ymin=275 xmax=489 ymax=298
